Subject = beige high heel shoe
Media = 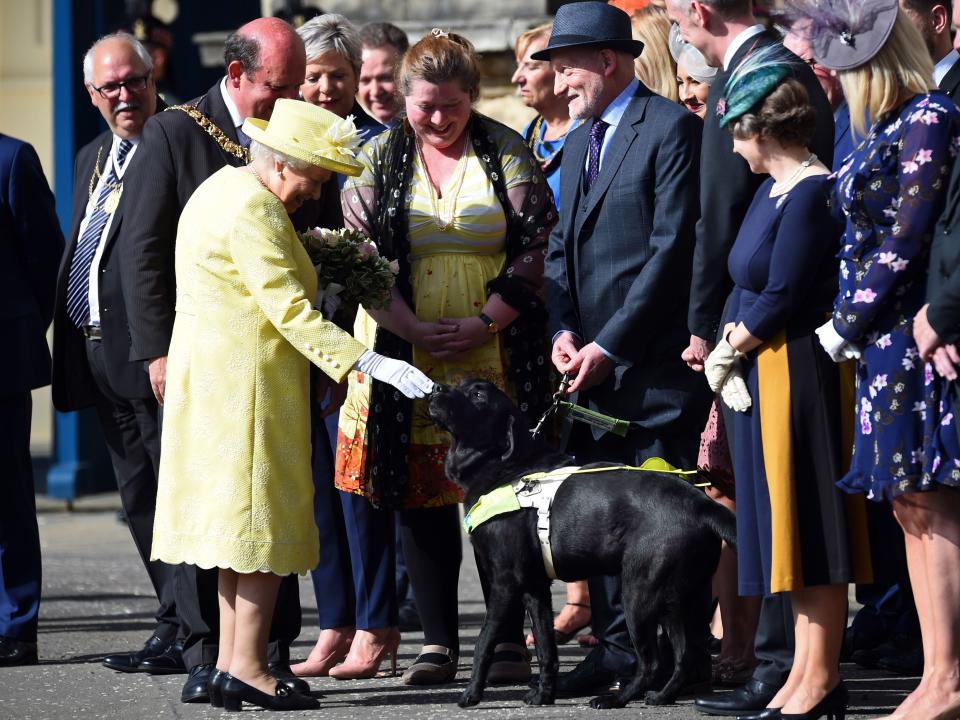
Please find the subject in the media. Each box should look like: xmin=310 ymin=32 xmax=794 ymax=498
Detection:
xmin=329 ymin=628 xmax=400 ymax=680
xmin=290 ymin=627 xmax=354 ymax=677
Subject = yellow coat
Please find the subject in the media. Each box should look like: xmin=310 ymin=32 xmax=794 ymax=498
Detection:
xmin=151 ymin=166 xmax=365 ymax=575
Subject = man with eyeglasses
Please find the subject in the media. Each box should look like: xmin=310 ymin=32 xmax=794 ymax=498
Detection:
xmin=120 ymin=16 xmax=309 ymax=705
xmin=50 ymin=30 xmax=185 ymax=678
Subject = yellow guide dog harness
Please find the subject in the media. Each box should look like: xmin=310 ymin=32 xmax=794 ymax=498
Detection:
xmin=462 ymin=458 xmax=706 ymax=579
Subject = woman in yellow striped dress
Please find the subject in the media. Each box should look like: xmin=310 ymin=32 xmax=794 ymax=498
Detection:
xmin=334 ymin=30 xmax=556 ymax=684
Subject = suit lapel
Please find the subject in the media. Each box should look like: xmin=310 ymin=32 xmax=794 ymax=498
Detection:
xmin=939 ymin=57 xmax=960 ymax=101
xmin=201 ymin=82 xmax=241 ymax=144
xmin=576 ymin=91 xmax=647 ymax=227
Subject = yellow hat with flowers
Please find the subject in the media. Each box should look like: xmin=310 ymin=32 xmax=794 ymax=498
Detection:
xmin=242 ymin=98 xmax=364 ymax=177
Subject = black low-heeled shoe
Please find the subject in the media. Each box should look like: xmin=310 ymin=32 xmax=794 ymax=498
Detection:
xmin=779 ymin=682 xmax=848 ymax=720
xmin=208 ymin=669 xmax=227 ymax=708
xmin=221 ymin=673 xmax=321 ymax=712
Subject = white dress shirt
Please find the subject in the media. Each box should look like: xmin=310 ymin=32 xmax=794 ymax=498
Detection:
xmin=934 ymin=48 xmax=960 ymax=88
xmin=79 ymin=134 xmax=140 ymax=325
xmin=723 ymin=24 xmax=766 ymax=71
xmin=220 ymin=77 xmax=245 ymax=136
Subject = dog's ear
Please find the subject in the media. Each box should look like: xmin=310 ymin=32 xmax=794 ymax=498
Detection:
xmin=500 ymin=415 xmax=516 ymax=461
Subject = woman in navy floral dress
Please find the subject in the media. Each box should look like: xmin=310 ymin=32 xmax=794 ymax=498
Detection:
xmin=797 ymin=4 xmax=960 ymax=718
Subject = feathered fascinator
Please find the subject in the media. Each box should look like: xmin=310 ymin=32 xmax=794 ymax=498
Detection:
xmin=778 ymin=0 xmax=899 ymax=70
xmin=718 ymin=44 xmax=800 ymax=128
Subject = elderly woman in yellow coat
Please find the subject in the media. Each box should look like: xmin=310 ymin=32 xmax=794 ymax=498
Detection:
xmin=150 ymin=99 xmax=434 ymax=712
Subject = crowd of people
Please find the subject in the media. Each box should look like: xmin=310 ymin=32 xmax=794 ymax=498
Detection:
xmin=3 ymin=0 xmax=960 ymax=717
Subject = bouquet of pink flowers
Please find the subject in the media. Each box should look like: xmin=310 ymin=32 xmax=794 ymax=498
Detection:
xmin=298 ymin=227 xmax=398 ymax=314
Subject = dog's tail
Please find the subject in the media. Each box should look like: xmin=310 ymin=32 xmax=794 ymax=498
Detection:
xmin=704 ymin=500 xmax=737 ymax=549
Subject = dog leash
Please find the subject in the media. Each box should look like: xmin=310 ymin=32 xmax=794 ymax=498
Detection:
xmin=530 ymin=374 xmax=631 ymax=439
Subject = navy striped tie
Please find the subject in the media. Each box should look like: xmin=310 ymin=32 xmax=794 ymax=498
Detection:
xmin=66 ymin=139 xmax=132 ymax=328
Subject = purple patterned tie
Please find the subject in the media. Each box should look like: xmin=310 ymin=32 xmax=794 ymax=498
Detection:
xmin=585 ymin=119 xmax=609 ymax=192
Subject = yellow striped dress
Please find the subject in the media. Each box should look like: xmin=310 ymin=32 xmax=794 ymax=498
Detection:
xmin=335 ymin=131 xmax=533 ymax=507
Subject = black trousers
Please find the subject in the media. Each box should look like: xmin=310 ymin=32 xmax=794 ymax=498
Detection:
xmin=86 ymin=340 xmax=178 ymax=645
xmin=0 ymin=391 xmax=41 ymax=642
xmin=398 ymin=506 xmax=462 ymax=651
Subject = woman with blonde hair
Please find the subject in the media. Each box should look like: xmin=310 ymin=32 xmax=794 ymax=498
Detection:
xmin=788 ymin=2 xmax=960 ymax=718
xmin=630 ymin=5 xmax=679 ymax=101
xmin=335 ymin=29 xmax=556 ymax=685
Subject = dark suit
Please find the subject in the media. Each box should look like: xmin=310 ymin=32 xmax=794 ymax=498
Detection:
xmin=834 ymin=102 xmax=854 ymax=167
xmin=928 ymin=147 xmax=960 ymax=343
xmin=0 ymin=134 xmax=64 ymax=643
xmin=939 ymin=54 xmax=960 ymax=100
xmin=687 ymin=29 xmax=835 ymax=343
xmin=122 ymin=80 xmax=301 ymax=669
xmin=545 ymin=80 xmax=710 ymax=674
xmin=51 ymin=122 xmax=181 ymax=645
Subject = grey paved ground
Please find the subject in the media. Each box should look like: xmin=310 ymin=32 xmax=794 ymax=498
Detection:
xmin=0 ymin=494 xmax=916 ymax=719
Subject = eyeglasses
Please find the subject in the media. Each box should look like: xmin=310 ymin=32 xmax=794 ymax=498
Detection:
xmin=90 ymin=74 xmax=150 ymax=99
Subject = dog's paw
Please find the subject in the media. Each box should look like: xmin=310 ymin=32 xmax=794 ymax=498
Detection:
xmin=588 ymin=693 xmax=624 ymax=710
xmin=458 ymin=689 xmax=482 ymax=708
xmin=523 ymin=689 xmax=555 ymax=706
xmin=643 ymin=689 xmax=675 ymax=706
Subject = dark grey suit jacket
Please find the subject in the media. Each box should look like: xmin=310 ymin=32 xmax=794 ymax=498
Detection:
xmin=52 ymin=129 xmax=161 ymax=410
xmin=121 ymin=81 xmax=247 ymax=364
xmin=545 ymin=81 xmax=708 ymax=441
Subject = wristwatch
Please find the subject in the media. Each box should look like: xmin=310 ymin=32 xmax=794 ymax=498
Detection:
xmin=479 ymin=312 xmax=500 ymax=334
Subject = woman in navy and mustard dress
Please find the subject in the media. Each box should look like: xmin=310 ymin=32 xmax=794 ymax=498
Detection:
xmin=704 ymin=56 xmax=870 ymax=718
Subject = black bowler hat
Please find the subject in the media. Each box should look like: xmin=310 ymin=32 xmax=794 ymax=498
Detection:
xmin=530 ymin=1 xmax=645 ymax=60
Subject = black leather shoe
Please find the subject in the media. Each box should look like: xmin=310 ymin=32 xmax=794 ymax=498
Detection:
xmin=695 ymin=678 xmax=782 ymax=716
xmin=221 ymin=673 xmax=321 ymax=711
xmin=139 ymin=643 xmax=186 ymax=675
xmin=877 ymin=647 xmax=924 ymax=676
xmin=0 ymin=636 xmax=38 ymax=666
xmin=548 ymin=651 xmax=619 ymax=698
xmin=102 ymin=634 xmax=167 ymax=673
xmin=209 ymin=669 xmax=227 ymax=708
xmin=268 ymin=661 xmax=311 ymax=695
xmin=181 ymin=663 xmax=215 ymax=703
xmin=736 ymin=708 xmax=782 ymax=720
xmin=398 ymin=600 xmax=421 ymax=631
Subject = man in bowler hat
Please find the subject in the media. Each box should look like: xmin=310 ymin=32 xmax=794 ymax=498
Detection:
xmin=540 ymin=0 xmax=711 ymax=699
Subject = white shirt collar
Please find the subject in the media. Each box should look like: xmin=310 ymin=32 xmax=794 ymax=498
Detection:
xmin=219 ymin=76 xmax=244 ymax=129
xmin=723 ymin=24 xmax=766 ymax=71
xmin=934 ymin=48 xmax=960 ymax=87
xmin=599 ymin=77 xmax=640 ymax=130
xmin=110 ymin=133 xmax=140 ymax=180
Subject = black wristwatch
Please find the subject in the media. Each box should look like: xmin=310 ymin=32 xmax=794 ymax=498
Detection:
xmin=479 ymin=312 xmax=500 ymax=334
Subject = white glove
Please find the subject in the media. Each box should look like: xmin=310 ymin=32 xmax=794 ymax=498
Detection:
xmin=704 ymin=338 xmax=744 ymax=392
xmin=719 ymin=365 xmax=752 ymax=412
xmin=354 ymin=350 xmax=435 ymax=399
xmin=815 ymin=320 xmax=861 ymax=362
xmin=316 ymin=281 xmax=345 ymax=320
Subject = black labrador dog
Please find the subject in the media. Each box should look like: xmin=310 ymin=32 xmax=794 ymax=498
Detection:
xmin=427 ymin=379 xmax=736 ymax=710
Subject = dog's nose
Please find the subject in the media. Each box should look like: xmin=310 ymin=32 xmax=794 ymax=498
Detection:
xmin=430 ymin=383 xmax=450 ymax=396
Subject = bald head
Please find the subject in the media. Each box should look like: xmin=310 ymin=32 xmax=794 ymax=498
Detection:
xmin=224 ymin=17 xmax=306 ymax=121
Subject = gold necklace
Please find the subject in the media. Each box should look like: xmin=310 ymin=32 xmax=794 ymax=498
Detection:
xmin=87 ymin=146 xmax=124 ymax=215
xmin=527 ymin=116 xmax=576 ymax=170
xmin=416 ymin=133 xmax=469 ymax=232
xmin=168 ymin=103 xmax=250 ymax=163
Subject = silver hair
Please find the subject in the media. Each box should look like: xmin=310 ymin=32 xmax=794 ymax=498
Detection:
xmin=249 ymin=140 xmax=312 ymax=172
xmin=296 ymin=13 xmax=363 ymax=77
xmin=83 ymin=31 xmax=153 ymax=85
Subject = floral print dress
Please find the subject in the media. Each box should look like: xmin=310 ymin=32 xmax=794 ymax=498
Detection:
xmin=832 ymin=92 xmax=960 ymax=500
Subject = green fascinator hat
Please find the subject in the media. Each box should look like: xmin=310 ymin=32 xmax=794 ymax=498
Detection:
xmin=718 ymin=45 xmax=800 ymax=128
